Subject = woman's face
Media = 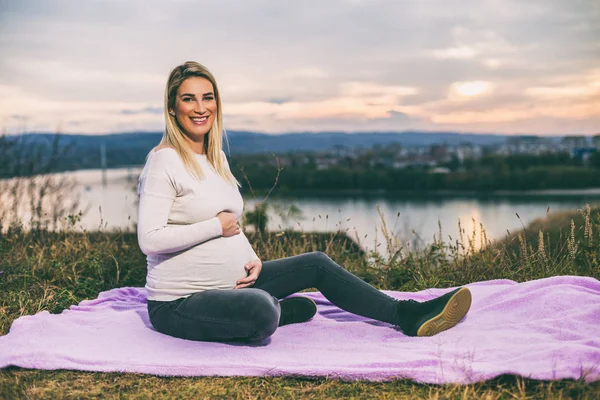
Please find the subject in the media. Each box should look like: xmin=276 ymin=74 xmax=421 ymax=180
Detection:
xmin=172 ymin=77 xmax=217 ymax=140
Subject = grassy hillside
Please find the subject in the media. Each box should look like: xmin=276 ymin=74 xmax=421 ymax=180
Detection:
xmin=0 ymin=208 xmax=599 ymax=398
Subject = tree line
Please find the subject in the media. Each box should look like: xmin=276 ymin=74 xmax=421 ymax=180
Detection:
xmin=230 ymin=152 xmax=600 ymax=192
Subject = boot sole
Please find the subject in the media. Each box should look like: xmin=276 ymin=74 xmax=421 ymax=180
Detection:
xmin=416 ymin=287 xmax=472 ymax=337
xmin=279 ymin=297 xmax=317 ymax=326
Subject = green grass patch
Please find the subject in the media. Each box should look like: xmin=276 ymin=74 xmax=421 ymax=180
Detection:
xmin=1 ymin=206 xmax=599 ymax=399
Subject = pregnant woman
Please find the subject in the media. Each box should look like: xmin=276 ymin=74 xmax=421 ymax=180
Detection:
xmin=138 ymin=61 xmax=472 ymax=342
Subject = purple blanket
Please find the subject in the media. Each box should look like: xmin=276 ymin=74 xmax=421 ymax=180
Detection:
xmin=1 ymin=276 xmax=599 ymax=384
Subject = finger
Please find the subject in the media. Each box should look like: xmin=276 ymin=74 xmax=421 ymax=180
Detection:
xmin=235 ymin=281 xmax=255 ymax=289
xmin=235 ymin=283 xmax=252 ymax=289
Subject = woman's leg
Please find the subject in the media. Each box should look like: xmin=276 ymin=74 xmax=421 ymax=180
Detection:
xmin=147 ymin=288 xmax=280 ymax=342
xmin=252 ymin=251 xmax=399 ymax=325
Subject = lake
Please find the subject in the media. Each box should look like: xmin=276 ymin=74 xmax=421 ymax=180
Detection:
xmin=4 ymin=167 xmax=600 ymax=255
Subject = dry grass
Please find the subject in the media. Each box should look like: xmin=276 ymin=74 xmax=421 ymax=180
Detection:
xmin=1 ymin=132 xmax=599 ymax=398
xmin=1 ymin=205 xmax=599 ymax=399
xmin=1 ymin=370 xmax=598 ymax=399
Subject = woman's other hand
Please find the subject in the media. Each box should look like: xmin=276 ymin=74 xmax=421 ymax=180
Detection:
xmin=235 ymin=259 xmax=262 ymax=289
xmin=217 ymin=211 xmax=241 ymax=237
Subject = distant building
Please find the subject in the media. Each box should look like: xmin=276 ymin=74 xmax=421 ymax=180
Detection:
xmin=453 ymin=143 xmax=482 ymax=162
xmin=503 ymin=135 xmax=553 ymax=155
xmin=429 ymin=144 xmax=449 ymax=159
xmin=392 ymin=160 xmax=410 ymax=169
xmin=316 ymin=157 xmax=337 ymax=170
xmin=593 ymin=134 xmax=600 ymax=150
xmin=561 ymin=136 xmax=589 ymax=151
xmin=331 ymin=144 xmax=350 ymax=157
xmin=572 ymin=147 xmax=597 ymax=164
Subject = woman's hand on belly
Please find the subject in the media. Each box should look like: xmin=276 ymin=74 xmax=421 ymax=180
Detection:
xmin=234 ymin=259 xmax=262 ymax=289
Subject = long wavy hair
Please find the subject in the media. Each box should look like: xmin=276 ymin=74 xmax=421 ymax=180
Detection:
xmin=153 ymin=61 xmax=240 ymax=187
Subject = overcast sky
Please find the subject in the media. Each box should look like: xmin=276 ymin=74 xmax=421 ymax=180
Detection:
xmin=1 ymin=0 xmax=598 ymax=135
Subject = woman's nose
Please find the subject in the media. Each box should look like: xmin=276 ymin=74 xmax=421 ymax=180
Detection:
xmin=195 ymin=102 xmax=206 ymax=114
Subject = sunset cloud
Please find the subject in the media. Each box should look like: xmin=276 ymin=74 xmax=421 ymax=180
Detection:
xmin=524 ymin=68 xmax=600 ymax=100
xmin=449 ymin=81 xmax=495 ymax=99
xmin=430 ymin=46 xmax=478 ymax=60
xmin=0 ymin=0 xmax=598 ymax=135
xmin=226 ymin=81 xmax=419 ymax=121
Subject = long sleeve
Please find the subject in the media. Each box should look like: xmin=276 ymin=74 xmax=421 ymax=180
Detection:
xmin=137 ymin=153 xmax=223 ymax=256
xmin=137 ymin=192 xmax=223 ymax=255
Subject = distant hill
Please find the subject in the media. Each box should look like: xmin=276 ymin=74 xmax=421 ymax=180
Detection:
xmin=223 ymin=130 xmax=512 ymax=152
xmin=0 ymin=130 xmax=538 ymax=174
xmin=7 ymin=129 xmax=512 ymax=151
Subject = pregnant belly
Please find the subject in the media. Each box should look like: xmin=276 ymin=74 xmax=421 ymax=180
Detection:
xmin=186 ymin=234 xmax=252 ymax=289
xmin=147 ymin=233 xmax=254 ymax=293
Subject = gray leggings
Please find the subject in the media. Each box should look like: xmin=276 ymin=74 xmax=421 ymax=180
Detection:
xmin=147 ymin=251 xmax=400 ymax=342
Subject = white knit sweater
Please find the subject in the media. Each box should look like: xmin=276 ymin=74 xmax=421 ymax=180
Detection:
xmin=137 ymin=147 xmax=259 ymax=301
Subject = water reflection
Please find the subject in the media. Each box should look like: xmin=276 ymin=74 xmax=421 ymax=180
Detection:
xmin=245 ymin=192 xmax=600 ymax=255
xmin=3 ymin=167 xmax=600 ymax=256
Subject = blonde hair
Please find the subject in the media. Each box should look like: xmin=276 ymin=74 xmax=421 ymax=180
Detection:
xmin=154 ymin=61 xmax=241 ymax=187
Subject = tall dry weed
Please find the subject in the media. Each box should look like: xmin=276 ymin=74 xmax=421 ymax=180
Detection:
xmin=0 ymin=131 xmax=87 ymax=236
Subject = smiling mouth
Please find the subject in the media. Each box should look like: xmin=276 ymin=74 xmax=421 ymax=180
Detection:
xmin=190 ymin=116 xmax=209 ymax=124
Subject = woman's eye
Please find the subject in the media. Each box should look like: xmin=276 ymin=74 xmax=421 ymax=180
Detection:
xmin=183 ymin=98 xmax=192 ymax=102
xmin=204 ymin=97 xmax=215 ymax=101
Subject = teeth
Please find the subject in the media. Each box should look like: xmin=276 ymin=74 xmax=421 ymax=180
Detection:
xmin=191 ymin=117 xmax=207 ymax=121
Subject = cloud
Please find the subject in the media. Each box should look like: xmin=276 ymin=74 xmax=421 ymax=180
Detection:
xmin=224 ymin=80 xmax=419 ymax=123
xmin=0 ymin=83 xmax=164 ymax=133
xmin=339 ymin=82 xmax=418 ymax=97
xmin=431 ymin=100 xmax=600 ymax=125
xmin=0 ymin=0 xmax=598 ymax=134
xmin=430 ymin=46 xmax=479 ymax=60
xmin=278 ymin=67 xmax=329 ymax=79
xmin=524 ymin=68 xmax=600 ymax=100
xmin=448 ymin=81 xmax=495 ymax=99
xmin=119 ymin=107 xmax=163 ymax=115
xmin=525 ymin=86 xmax=596 ymax=98
xmin=267 ymin=98 xmax=294 ymax=105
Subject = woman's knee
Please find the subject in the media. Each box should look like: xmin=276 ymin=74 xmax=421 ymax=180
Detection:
xmin=242 ymin=289 xmax=280 ymax=341
xmin=246 ymin=316 xmax=278 ymax=341
xmin=306 ymin=251 xmax=341 ymax=273
xmin=307 ymin=251 xmax=333 ymax=264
